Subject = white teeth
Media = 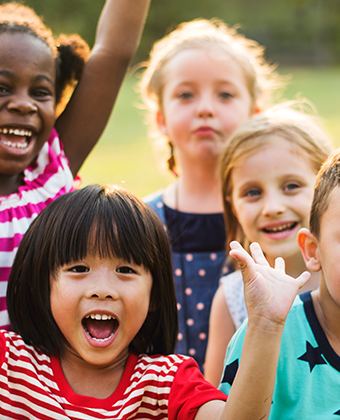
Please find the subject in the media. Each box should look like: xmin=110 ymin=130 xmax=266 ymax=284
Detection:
xmin=0 ymin=139 xmax=28 ymax=149
xmin=0 ymin=127 xmax=32 ymax=137
xmin=264 ymin=222 xmax=295 ymax=233
xmin=86 ymin=314 xmax=114 ymax=321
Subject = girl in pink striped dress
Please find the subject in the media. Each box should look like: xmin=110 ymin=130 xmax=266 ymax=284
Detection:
xmin=0 ymin=0 xmax=151 ymax=329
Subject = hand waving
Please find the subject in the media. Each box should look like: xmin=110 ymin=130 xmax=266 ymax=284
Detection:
xmin=229 ymin=241 xmax=310 ymax=329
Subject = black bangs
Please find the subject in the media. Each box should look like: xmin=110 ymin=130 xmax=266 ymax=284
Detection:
xmin=47 ymin=185 xmax=157 ymax=274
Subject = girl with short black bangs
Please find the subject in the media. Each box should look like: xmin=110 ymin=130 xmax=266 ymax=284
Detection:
xmin=1 ymin=184 xmax=309 ymax=419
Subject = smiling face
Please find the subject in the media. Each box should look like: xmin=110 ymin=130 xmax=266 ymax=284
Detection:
xmin=230 ymin=137 xmax=316 ymax=266
xmin=50 ymin=254 xmax=153 ymax=369
xmin=0 ymin=32 xmax=56 ymax=188
xmin=157 ymin=47 xmax=255 ymax=167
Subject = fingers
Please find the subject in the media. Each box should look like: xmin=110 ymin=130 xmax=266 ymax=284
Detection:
xmin=274 ymin=257 xmax=285 ymax=272
xmin=297 ymin=271 xmax=311 ymax=289
xmin=249 ymin=242 xmax=270 ymax=267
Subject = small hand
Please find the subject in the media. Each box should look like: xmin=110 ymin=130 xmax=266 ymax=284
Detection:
xmin=229 ymin=241 xmax=310 ymax=329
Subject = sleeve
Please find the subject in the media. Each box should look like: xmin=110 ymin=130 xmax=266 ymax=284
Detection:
xmin=168 ymin=357 xmax=227 ymax=420
xmin=0 ymin=331 xmax=6 ymax=366
xmin=218 ymin=320 xmax=247 ymax=396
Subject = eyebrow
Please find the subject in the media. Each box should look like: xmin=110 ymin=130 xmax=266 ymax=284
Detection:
xmin=0 ymin=69 xmax=54 ymax=85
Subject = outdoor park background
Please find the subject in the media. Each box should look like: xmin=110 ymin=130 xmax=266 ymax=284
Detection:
xmin=22 ymin=0 xmax=340 ymax=197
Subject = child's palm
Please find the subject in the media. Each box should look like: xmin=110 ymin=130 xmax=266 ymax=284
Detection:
xmin=229 ymin=241 xmax=310 ymax=328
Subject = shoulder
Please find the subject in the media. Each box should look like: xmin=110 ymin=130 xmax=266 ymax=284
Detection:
xmin=143 ymin=189 xmax=164 ymax=206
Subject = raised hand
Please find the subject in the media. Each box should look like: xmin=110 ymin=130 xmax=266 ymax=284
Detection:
xmin=229 ymin=241 xmax=310 ymax=329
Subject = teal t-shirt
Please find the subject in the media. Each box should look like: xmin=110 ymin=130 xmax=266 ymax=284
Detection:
xmin=219 ymin=292 xmax=340 ymax=419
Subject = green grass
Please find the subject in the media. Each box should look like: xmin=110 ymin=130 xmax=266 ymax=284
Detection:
xmin=78 ymin=66 xmax=340 ymax=197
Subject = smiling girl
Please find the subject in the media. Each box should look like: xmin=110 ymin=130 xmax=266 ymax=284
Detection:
xmin=204 ymin=102 xmax=333 ymax=387
xmin=0 ymin=0 xmax=151 ymax=329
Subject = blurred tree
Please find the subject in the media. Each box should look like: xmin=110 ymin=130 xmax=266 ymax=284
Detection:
xmin=8 ymin=0 xmax=340 ymax=65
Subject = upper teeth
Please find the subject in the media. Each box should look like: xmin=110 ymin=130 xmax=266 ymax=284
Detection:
xmin=0 ymin=128 xmax=32 ymax=137
xmin=265 ymin=222 xmax=294 ymax=232
xmin=86 ymin=314 xmax=115 ymax=320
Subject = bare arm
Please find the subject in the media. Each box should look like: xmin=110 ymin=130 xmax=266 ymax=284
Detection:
xmin=204 ymin=285 xmax=236 ymax=387
xmin=56 ymin=0 xmax=151 ymax=176
xmin=196 ymin=241 xmax=310 ymax=420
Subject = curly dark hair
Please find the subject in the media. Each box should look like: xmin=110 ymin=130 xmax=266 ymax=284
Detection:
xmin=0 ymin=2 xmax=90 ymax=109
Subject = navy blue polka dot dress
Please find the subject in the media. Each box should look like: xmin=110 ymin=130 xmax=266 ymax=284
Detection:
xmin=145 ymin=191 xmax=232 ymax=372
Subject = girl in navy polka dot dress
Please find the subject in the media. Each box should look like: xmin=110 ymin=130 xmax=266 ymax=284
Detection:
xmin=205 ymin=102 xmax=333 ymax=387
xmin=140 ymin=19 xmax=283 ymax=371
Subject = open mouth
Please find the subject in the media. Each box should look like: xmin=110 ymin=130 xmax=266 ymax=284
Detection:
xmin=0 ymin=127 xmax=33 ymax=149
xmin=82 ymin=314 xmax=119 ymax=342
xmin=262 ymin=221 xmax=298 ymax=234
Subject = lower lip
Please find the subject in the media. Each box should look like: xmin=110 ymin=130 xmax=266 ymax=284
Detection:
xmin=83 ymin=326 xmax=118 ymax=348
xmin=261 ymin=224 xmax=299 ymax=241
xmin=0 ymin=137 xmax=35 ymax=156
xmin=194 ymin=128 xmax=216 ymax=136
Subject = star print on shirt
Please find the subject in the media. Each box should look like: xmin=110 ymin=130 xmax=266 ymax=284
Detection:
xmin=298 ymin=341 xmax=327 ymax=372
xmin=334 ymin=409 xmax=340 ymax=416
xmin=221 ymin=359 xmax=239 ymax=386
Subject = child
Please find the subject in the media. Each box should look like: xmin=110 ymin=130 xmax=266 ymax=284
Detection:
xmin=219 ymin=147 xmax=340 ymax=418
xmin=221 ymin=149 xmax=340 ymax=420
xmin=1 ymin=184 xmax=309 ymax=418
xmin=204 ymin=103 xmax=333 ymax=387
xmin=0 ymin=0 xmax=151 ymax=329
xmin=140 ymin=18 xmax=283 ymax=370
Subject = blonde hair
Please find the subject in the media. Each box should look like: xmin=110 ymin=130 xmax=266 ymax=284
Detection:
xmin=139 ymin=19 xmax=283 ymax=164
xmin=220 ymin=101 xmax=333 ymax=269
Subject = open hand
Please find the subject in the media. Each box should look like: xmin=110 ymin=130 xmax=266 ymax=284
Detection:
xmin=229 ymin=241 xmax=310 ymax=329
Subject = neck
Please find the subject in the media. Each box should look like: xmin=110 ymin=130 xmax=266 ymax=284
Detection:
xmin=312 ymin=286 xmax=340 ymax=355
xmin=59 ymin=348 xmax=128 ymax=399
xmin=0 ymin=173 xmax=24 ymax=197
xmin=163 ymin=175 xmax=223 ymax=213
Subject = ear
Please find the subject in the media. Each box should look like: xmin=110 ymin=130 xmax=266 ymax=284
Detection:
xmin=297 ymin=228 xmax=321 ymax=272
xmin=156 ymin=110 xmax=167 ymax=135
xmin=250 ymin=105 xmax=261 ymax=116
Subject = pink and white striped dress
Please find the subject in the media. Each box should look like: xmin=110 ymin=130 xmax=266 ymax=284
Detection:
xmin=0 ymin=128 xmax=74 ymax=329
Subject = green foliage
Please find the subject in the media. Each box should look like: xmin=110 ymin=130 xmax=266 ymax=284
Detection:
xmin=11 ymin=0 xmax=340 ymax=64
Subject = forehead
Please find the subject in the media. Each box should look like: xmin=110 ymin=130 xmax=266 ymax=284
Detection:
xmin=163 ymin=47 xmax=247 ymax=86
xmin=231 ymin=137 xmax=316 ymax=184
xmin=319 ymin=186 xmax=340 ymax=230
xmin=0 ymin=32 xmax=55 ymax=80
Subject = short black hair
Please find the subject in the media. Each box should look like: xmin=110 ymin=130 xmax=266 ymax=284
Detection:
xmin=7 ymin=185 xmax=178 ymax=357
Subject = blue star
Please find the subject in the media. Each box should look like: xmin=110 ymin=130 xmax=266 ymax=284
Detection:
xmin=298 ymin=341 xmax=326 ymax=372
xmin=221 ymin=358 xmax=238 ymax=386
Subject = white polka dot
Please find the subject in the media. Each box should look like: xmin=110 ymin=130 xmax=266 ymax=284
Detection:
xmin=178 ymin=333 xmax=183 ymax=341
xmin=199 ymin=332 xmax=206 ymax=340
xmin=210 ymin=253 xmax=217 ymax=261
xmin=185 ymin=288 xmax=193 ymax=295
xmin=187 ymin=318 xmax=194 ymax=326
xmin=222 ymin=266 xmax=229 ymax=274
xmin=177 ymin=303 xmax=182 ymax=311
xmin=196 ymin=302 xmax=204 ymax=310
xmin=198 ymin=269 xmax=206 ymax=277
xmin=186 ymin=253 xmax=193 ymax=261
xmin=156 ymin=201 xmax=164 ymax=208
xmin=189 ymin=348 xmax=196 ymax=356
xmin=174 ymin=268 xmax=182 ymax=276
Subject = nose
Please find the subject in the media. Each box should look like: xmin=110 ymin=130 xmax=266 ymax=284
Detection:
xmin=88 ymin=272 xmax=119 ymax=300
xmin=261 ymin=191 xmax=285 ymax=217
xmin=7 ymin=93 xmax=38 ymax=115
xmin=196 ymin=93 xmax=214 ymax=118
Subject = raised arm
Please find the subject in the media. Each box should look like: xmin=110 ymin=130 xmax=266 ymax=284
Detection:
xmin=195 ymin=241 xmax=310 ymax=420
xmin=56 ymin=0 xmax=151 ymax=176
xmin=204 ymin=285 xmax=236 ymax=387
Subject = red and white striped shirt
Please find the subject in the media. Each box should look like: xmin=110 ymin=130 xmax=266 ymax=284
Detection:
xmin=0 ymin=129 xmax=74 ymax=329
xmin=0 ymin=331 xmax=227 ymax=419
